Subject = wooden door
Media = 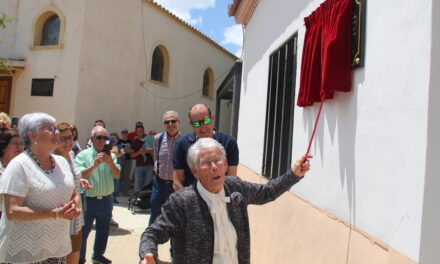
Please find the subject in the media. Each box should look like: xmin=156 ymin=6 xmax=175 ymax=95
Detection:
xmin=0 ymin=77 xmax=12 ymax=114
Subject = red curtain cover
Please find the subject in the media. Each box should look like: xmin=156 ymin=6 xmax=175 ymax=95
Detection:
xmin=297 ymin=0 xmax=353 ymax=107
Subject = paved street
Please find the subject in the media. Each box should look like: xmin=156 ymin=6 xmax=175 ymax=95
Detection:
xmin=84 ymin=196 xmax=172 ymax=264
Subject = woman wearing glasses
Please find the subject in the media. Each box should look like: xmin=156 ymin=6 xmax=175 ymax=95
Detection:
xmin=0 ymin=112 xmax=80 ymax=264
xmin=54 ymin=122 xmax=93 ymax=264
xmin=0 ymin=128 xmax=25 ymax=219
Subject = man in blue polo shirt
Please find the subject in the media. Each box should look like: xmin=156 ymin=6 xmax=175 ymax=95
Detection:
xmin=173 ymin=103 xmax=239 ymax=190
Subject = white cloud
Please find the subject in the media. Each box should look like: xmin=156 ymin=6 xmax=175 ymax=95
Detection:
xmin=221 ymin=24 xmax=243 ymax=47
xmin=154 ymin=0 xmax=215 ymax=26
xmin=234 ymin=48 xmax=243 ymax=58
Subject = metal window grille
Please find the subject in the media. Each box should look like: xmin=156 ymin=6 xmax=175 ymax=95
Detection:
xmin=262 ymin=34 xmax=297 ymax=179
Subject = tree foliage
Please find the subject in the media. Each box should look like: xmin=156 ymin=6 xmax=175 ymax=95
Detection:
xmin=0 ymin=12 xmax=13 ymax=71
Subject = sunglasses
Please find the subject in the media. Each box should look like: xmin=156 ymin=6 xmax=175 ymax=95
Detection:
xmin=164 ymin=120 xmax=178 ymax=125
xmin=95 ymin=135 xmax=109 ymax=140
xmin=191 ymin=117 xmax=211 ymax=128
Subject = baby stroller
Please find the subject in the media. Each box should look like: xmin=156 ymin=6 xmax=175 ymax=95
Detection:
xmin=127 ymin=183 xmax=153 ymax=215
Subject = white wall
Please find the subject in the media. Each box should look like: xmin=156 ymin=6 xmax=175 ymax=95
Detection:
xmin=74 ymin=0 xmax=235 ymax=144
xmin=0 ymin=0 xmax=85 ymax=123
xmin=419 ymin=1 xmax=440 ymax=263
xmin=237 ymin=0 xmax=433 ymax=261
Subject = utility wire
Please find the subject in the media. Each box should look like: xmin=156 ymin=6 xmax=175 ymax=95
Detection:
xmin=140 ymin=62 xmax=235 ymax=100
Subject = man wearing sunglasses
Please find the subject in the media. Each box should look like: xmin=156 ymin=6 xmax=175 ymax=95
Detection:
xmin=149 ymin=111 xmax=181 ymax=227
xmin=75 ymin=126 xmax=120 ymax=264
xmin=173 ymin=104 xmax=239 ymax=191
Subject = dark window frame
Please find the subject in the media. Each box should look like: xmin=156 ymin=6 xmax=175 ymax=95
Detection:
xmin=151 ymin=47 xmax=165 ymax=82
xmin=41 ymin=15 xmax=60 ymax=46
xmin=262 ymin=33 xmax=298 ymax=179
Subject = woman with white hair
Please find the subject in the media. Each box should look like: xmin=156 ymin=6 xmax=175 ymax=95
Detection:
xmin=140 ymin=137 xmax=311 ymax=264
xmin=0 ymin=112 xmax=80 ymax=264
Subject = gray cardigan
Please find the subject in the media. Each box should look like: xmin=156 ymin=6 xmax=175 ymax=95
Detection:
xmin=139 ymin=170 xmax=302 ymax=264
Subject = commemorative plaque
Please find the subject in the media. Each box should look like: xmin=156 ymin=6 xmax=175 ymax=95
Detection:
xmin=351 ymin=0 xmax=366 ymax=68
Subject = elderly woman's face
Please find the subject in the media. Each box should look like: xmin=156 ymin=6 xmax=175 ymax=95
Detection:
xmin=191 ymin=147 xmax=228 ymax=193
xmin=56 ymin=129 xmax=74 ymax=154
xmin=3 ymin=136 xmax=24 ymax=162
xmin=33 ymin=122 xmax=59 ymax=150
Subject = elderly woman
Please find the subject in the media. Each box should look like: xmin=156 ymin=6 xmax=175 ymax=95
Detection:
xmin=0 ymin=128 xmax=25 ymax=219
xmin=54 ymin=122 xmax=93 ymax=264
xmin=0 ymin=113 xmax=80 ymax=264
xmin=139 ymin=138 xmax=311 ymax=264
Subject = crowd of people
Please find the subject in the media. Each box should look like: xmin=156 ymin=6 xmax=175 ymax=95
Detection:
xmin=0 ymin=103 xmax=312 ymax=264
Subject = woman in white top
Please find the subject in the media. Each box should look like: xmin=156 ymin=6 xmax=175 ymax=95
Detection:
xmin=54 ymin=122 xmax=93 ymax=264
xmin=0 ymin=128 xmax=25 ymax=219
xmin=0 ymin=113 xmax=81 ymax=264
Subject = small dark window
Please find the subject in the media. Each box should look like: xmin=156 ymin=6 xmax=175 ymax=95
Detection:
xmin=203 ymin=70 xmax=210 ymax=97
xmin=41 ymin=15 xmax=60 ymax=46
xmin=151 ymin=47 xmax=164 ymax=82
xmin=31 ymin=79 xmax=54 ymax=96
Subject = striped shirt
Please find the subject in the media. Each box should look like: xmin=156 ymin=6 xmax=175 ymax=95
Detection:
xmin=75 ymin=147 xmax=120 ymax=197
xmin=153 ymin=132 xmax=181 ymax=181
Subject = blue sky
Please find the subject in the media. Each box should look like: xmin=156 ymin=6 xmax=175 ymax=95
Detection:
xmin=153 ymin=0 xmax=243 ymax=57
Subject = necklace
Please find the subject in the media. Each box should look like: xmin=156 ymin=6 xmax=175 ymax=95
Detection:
xmin=27 ymin=149 xmax=55 ymax=174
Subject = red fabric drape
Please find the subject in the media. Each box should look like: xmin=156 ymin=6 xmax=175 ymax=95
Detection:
xmin=297 ymin=0 xmax=353 ymax=107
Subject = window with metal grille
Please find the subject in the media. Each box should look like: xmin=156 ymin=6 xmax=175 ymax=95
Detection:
xmin=31 ymin=79 xmax=54 ymax=96
xmin=262 ymin=34 xmax=298 ymax=179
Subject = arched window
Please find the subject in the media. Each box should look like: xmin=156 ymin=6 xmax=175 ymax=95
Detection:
xmin=33 ymin=9 xmax=65 ymax=48
xmin=203 ymin=68 xmax=213 ymax=97
xmin=41 ymin=15 xmax=60 ymax=46
xmin=150 ymin=45 xmax=169 ymax=84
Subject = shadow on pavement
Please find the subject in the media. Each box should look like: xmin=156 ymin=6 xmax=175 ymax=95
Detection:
xmin=109 ymin=226 xmax=132 ymax=236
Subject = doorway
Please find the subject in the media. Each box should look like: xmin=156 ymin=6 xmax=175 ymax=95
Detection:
xmin=0 ymin=77 xmax=12 ymax=114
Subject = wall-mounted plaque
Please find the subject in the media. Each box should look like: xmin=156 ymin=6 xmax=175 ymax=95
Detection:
xmin=31 ymin=78 xmax=54 ymax=96
xmin=351 ymin=0 xmax=366 ymax=68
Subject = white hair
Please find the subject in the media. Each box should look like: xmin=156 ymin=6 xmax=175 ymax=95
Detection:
xmin=18 ymin=112 xmax=56 ymax=146
xmin=91 ymin=125 xmax=107 ymax=136
xmin=163 ymin=110 xmax=179 ymax=120
xmin=187 ymin=138 xmax=226 ymax=169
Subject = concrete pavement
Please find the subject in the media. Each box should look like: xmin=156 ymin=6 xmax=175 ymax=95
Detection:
xmin=84 ymin=196 xmax=172 ymax=264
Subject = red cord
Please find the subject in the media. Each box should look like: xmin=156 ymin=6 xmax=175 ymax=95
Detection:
xmin=305 ymin=100 xmax=324 ymax=156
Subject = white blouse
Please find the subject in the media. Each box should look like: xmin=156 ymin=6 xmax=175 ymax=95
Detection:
xmin=67 ymin=151 xmax=84 ymax=235
xmin=0 ymin=152 xmax=75 ymax=263
xmin=197 ymin=181 xmax=238 ymax=264
xmin=0 ymin=161 xmax=5 ymax=213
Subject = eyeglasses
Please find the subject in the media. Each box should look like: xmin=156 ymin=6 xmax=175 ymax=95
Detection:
xmin=40 ymin=124 xmax=58 ymax=133
xmin=95 ymin=135 xmax=109 ymax=141
xmin=191 ymin=117 xmax=211 ymax=128
xmin=9 ymin=141 xmax=25 ymax=147
xmin=199 ymin=156 xmax=225 ymax=168
xmin=164 ymin=120 xmax=178 ymax=125
xmin=60 ymin=135 xmax=74 ymax=142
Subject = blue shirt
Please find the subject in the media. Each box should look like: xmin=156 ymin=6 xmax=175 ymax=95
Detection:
xmin=173 ymin=131 xmax=239 ymax=186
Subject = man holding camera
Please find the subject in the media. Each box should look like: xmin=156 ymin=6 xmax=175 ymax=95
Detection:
xmin=75 ymin=126 xmax=120 ymax=264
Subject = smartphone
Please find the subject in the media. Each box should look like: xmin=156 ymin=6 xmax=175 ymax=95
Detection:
xmin=103 ymin=144 xmax=112 ymax=155
xmin=11 ymin=117 xmax=19 ymax=128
